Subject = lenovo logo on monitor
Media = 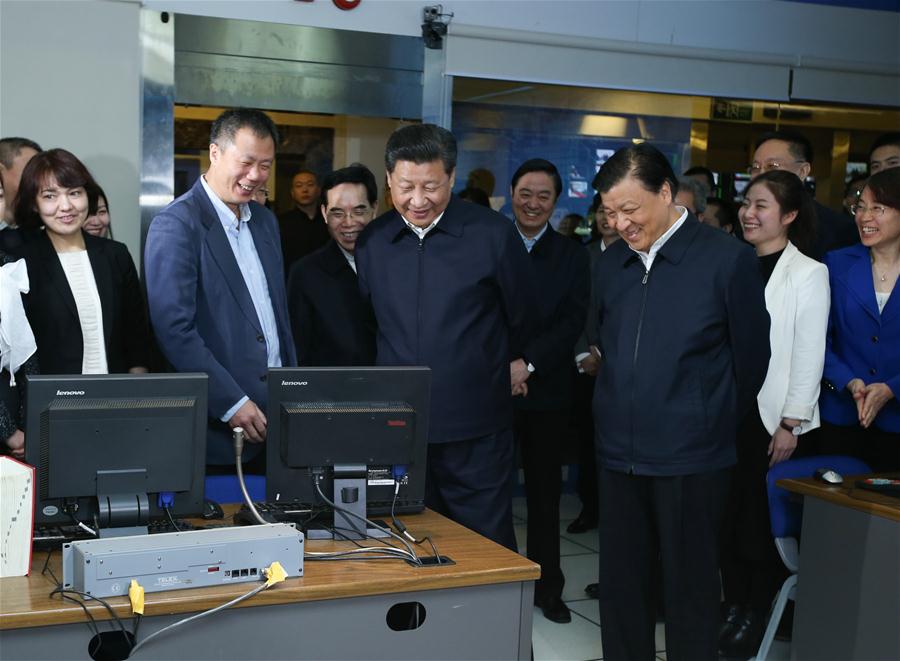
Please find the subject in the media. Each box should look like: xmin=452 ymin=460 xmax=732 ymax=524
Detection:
xmin=56 ymin=390 xmax=86 ymax=396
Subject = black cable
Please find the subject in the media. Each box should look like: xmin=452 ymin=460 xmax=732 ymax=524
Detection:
xmin=40 ymin=547 xmax=61 ymax=587
xmin=390 ymin=479 xmax=443 ymax=564
xmin=163 ymin=506 xmax=181 ymax=532
xmin=50 ymin=587 xmax=132 ymax=640
xmin=312 ymin=474 xmax=421 ymax=565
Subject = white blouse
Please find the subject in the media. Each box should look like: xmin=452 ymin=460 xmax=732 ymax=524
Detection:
xmin=876 ymin=290 xmax=890 ymax=314
xmin=57 ymin=250 xmax=108 ymax=374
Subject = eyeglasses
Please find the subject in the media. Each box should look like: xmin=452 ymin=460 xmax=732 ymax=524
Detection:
xmin=851 ymin=204 xmax=886 ymax=218
xmin=326 ymin=208 xmax=372 ymax=222
xmin=748 ymin=160 xmax=806 ymax=175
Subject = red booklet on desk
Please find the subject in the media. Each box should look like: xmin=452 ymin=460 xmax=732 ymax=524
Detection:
xmin=855 ymin=476 xmax=900 ymax=499
xmin=0 ymin=456 xmax=35 ymax=577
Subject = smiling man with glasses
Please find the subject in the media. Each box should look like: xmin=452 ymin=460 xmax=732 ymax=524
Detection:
xmin=751 ymin=130 xmax=858 ymax=260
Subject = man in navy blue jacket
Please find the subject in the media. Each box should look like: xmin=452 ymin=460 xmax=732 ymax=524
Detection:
xmin=355 ymin=124 xmax=537 ymax=550
xmin=509 ymin=158 xmax=589 ymax=623
xmin=591 ymin=144 xmax=770 ymax=661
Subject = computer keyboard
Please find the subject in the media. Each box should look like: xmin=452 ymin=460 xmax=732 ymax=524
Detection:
xmin=33 ymin=518 xmax=199 ymax=551
xmin=234 ymin=501 xmax=321 ymax=526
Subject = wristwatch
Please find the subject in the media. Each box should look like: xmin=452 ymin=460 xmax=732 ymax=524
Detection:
xmin=779 ymin=420 xmax=802 ymax=436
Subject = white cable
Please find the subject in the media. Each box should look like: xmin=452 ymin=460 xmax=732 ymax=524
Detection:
xmin=75 ymin=520 xmax=97 ymax=536
xmin=128 ymin=582 xmax=268 ymax=658
xmin=233 ymin=427 xmax=267 ymax=525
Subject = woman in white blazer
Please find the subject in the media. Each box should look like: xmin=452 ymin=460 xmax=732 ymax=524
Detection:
xmin=718 ymin=170 xmax=829 ymax=658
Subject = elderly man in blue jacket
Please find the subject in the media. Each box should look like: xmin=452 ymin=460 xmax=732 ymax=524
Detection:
xmin=355 ymin=124 xmax=536 ymax=550
xmin=590 ymin=144 xmax=770 ymax=661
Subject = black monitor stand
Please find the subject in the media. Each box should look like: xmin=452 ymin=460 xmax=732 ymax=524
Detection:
xmin=95 ymin=468 xmax=150 ymax=537
xmin=307 ymin=464 xmax=389 ymax=541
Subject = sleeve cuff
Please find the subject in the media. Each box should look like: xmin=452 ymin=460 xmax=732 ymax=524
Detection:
xmin=221 ymin=396 xmax=249 ymax=423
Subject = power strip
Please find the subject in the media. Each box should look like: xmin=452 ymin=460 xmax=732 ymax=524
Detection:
xmin=62 ymin=524 xmax=303 ymax=598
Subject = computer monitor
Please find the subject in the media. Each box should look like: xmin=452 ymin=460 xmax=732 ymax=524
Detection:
xmin=266 ymin=367 xmax=430 ymax=538
xmin=24 ymin=373 xmax=208 ymax=537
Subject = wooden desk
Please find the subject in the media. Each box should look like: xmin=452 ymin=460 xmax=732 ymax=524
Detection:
xmin=0 ymin=509 xmax=539 ymax=660
xmin=778 ymin=477 xmax=900 ymax=661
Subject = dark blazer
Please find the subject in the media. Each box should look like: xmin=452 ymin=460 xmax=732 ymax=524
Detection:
xmin=20 ymin=230 xmax=150 ymax=375
xmin=356 ymin=195 xmax=538 ymax=443
xmin=277 ymin=208 xmax=329 ymax=276
xmin=144 ymin=179 xmax=297 ymax=464
xmin=514 ymin=227 xmax=590 ymax=411
xmin=821 ymin=243 xmax=900 ymax=432
xmin=812 ymin=200 xmax=858 ymax=261
xmin=592 ymin=215 xmax=771 ymax=476
xmin=287 ymin=240 xmax=376 ymax=366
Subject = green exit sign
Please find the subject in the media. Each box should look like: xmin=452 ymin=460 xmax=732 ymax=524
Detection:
xmin=712 ymin=99 xmax=753 ymax=121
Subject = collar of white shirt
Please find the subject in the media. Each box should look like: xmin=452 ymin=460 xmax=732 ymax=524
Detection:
xmin=200 ymin=175 xmax=251 ymax=229
xmin=629 ymin=206 xmax=688 ymax=271
xmin=517 ymin=221 xmax=549 ymax=252
xmin=402 ymin=210 xmax=446 ymax=239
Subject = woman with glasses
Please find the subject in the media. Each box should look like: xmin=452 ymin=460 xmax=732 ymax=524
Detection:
xmin=13 ymin=149 xmax=150 ymax=376
xmin=819 ymin=167 xmax=900 ymax=471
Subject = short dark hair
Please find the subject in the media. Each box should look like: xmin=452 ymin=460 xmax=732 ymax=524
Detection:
xmin=683 ymin=166 xmax=715 ymax=192
xmin=292 ymin=169 xmax=319 ymax=184
xmin=593 ymin=143 xmax=679 ymax=201
xmin=510 ymin=158 xmax=563 ymax=200
xmin=0 ymin=137 xmax=42 ymax=169
xmin=320 ymin=165 xmax=378 ymax=207
xmin=15 ymin=149 xmax=100 ymax=230
xmin=865 ymin=167 xmax=900 ymax=211
xmin=385 ymin=124 xmax=457 ymax=175
xmin=210 ymin=108 xmax=279 ymax=147
xmin=843 ymin=173 xmax=867 ymax=198
xmin=868 ymin=132 xmax=900 ymax=163
xmin=705 ymin=197 xmax=737 ymax=233
xmin=754 ymin=130 xmax=813 ymax=164
xmin=458 ymin=187 xmax=491 ymax=207
xmin=745 ymin=170 xmax=817 ymax=257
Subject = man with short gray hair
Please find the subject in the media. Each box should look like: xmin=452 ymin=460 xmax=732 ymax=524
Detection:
xmin=0 ymin=137 xmax=41 ymax=227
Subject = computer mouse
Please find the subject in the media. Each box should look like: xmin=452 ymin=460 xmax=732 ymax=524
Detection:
xmin=202 ymin=499 xmax=225 ymax=520
xmin=814 ymin=468 xmax=843 ymax=485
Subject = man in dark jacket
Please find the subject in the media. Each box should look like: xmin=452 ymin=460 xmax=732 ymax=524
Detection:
xmin=509 ymin=158 xmax=589 ymax=623
xmin=591 ymin=144 xmax=770 ymax=661
xmin=355 ymin=124 xmax=537 ymax=550
xmin=287 ymin=165 xmax=377 ymax=366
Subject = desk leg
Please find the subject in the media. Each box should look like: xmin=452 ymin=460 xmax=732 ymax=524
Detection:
xmin=792 ymin=497 xmax=900 ymax=661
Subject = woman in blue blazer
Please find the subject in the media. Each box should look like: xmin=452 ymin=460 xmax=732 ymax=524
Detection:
xmin=719 ymin=171 xmax=829 ymax=658
xmin=820 ymin=167 xmax=900 ymax=471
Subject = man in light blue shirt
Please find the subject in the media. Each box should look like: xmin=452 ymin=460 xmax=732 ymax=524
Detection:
xmin=145 ymin=109 xmax=296 ymax=470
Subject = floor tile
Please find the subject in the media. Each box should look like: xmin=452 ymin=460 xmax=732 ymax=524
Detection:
xmin=560 ymin=523 xmax=600 ymax=551
xmin=567 ymin=598 xmax=601 ymax=626
xmin=533 ymin=604 xmax=603 ymax=661
xmin=514 ymin=523 xmax=599 ymax=558
xmin=560 ymin=553 xmax=600 ymax=602
xmin=655 ymin=621 xmax=666 ymax=651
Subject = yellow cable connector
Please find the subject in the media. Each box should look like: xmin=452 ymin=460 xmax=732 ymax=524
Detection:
xmin=263 ymin=561 xmax=287 ymax=587
xmin=129 ymin=579 xmax=145 ymax=615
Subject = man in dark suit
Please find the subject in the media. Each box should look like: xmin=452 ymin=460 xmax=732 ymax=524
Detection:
xmin=592 ymin=144 xmax=770 ymax=661
xmin=287 ymin=165 xmax=377 ymax=366
xmin=145 ymin=108 xmax=296 ymax=472
xmin=277 ymin=169 xmax=329 ymax=276
xmin=509 ymin=159 xmax=589 ymax=623
xmin=751 ymin=130 xmax=858 ymax=260
xmin=355 ymin=124 xmax=537 ymax=550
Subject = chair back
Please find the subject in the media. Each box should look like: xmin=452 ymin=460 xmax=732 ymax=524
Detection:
xmin=767 ymin=455 xmax=871 ymax=539
xmin=205 ymin=474 xmax=266 ymax=504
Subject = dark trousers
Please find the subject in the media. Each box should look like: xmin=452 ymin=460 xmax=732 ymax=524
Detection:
xmin=597 ymin=466 xmax=731 ymax=661
xmin=425 ymin=429 xmax=517 ymax=551
xmin=720 ymin=411 xmax=786 ymax=614
xmin=816 ymin=421 xmax=900 ymax=472
xmin=573 ymin=373 xmax=598 ymax=519
xmin=514 ymin=408 xmax=566 ymax=601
